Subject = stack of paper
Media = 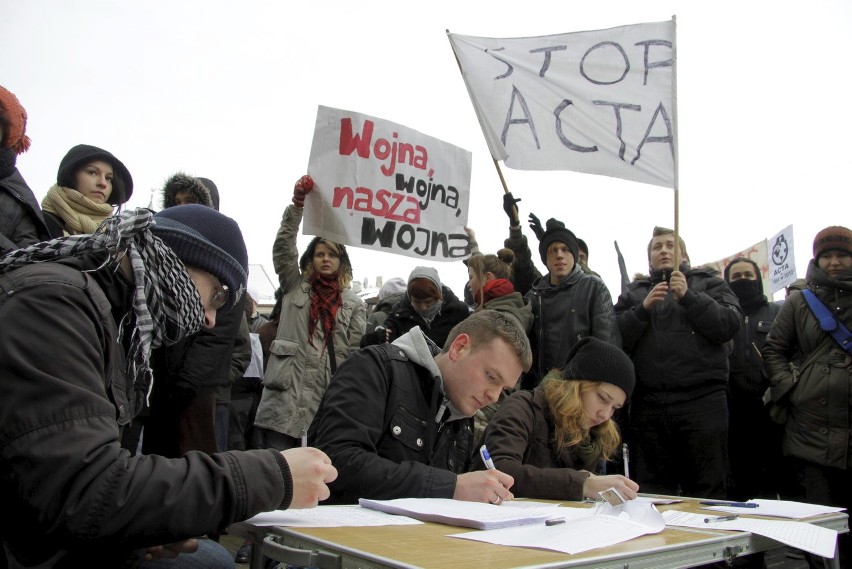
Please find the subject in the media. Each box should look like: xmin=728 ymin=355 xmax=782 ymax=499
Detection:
xmin=358 ymin=498 xmax=564 ymax=530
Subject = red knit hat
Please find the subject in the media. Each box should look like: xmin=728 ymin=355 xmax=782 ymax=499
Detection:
xmin=813 ymin=226 xmax=852 ymax=260
xmin=0 ymin=85 xmax=31 ymax=154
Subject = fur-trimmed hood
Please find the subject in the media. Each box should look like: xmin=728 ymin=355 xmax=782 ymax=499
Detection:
xmin=161 ymin=172 xmax=213 ymax=209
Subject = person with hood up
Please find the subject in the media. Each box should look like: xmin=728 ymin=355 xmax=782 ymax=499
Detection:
xmin=41 ymin=143 xmax=133 ymax=237
xmin=364 ymin=276 xmax=407 ymax=336
xmin=360 ymin=265 xmax=470 ymax=349
xmin=763 ymin=225 xmax=852 ymax=567
xmin=0 ymin=204 xmax=336 ymax=568
xmin=722 ymin=256 xmax=784 ymax=502
xmin=0 ymin=84 xmax=50 ymax=255
xmin=138 ymin=173 xmax=248 ymax=459
xmin=254 ymin=174 xmax=366 ymax=451
xmin=477 ymin=337 xmax=639 ymax=502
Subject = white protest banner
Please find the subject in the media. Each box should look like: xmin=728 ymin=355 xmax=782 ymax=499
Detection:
xmin=767 ymin=225 xmax=797 ymax=294
xmin=304 ymin=105 xmax=472 ymax=262
xmin=448 ymin=19 xmax=675 ymax=188
xmin=703 ymin=240 xmax=772 ymax=298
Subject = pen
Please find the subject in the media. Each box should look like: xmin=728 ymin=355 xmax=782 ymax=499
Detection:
xmin=300 ymin=429 xmax=308 ymax=448
xmin=704 ymin=515 xmax=738 ymax=523
xmin=622 ymin=443 xmax=630 ymax=479
xmin=699 ymin=501 xmax=758 ymax=508
xmin=479 ymin=445 xmax=495 ymax=470
xmin=545 ymin=518 xmax=565 ymax=526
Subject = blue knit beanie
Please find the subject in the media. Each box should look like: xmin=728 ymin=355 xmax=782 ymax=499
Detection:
xmin=152 ymin=204 xmax=248 ymax=310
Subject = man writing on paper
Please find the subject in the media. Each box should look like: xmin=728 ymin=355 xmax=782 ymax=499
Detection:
xmin=310 ymin=310 xmax=532 ymax=504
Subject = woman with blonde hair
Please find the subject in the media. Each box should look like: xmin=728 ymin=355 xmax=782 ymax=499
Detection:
xmin=255 ymin=174 xmax=366 ymax=450
xmin=41 ymin=144 xmax=133 ymax=237
xmin=478 ymin=336 xmax=639 ymax=501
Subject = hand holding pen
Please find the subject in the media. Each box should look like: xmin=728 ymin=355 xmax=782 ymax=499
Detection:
xmin=453 ymin=445 xmax=514 ymax=504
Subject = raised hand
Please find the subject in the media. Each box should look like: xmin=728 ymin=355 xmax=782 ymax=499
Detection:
xmin=528 ymin=212 xmax=545 ymax=240
xmin=502 ymin=193 xmax=521 ymax=226
xmin=293 ymin=174 xmax=315 ymax=208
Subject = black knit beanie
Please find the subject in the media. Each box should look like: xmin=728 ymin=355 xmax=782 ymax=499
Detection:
xmin=538 ymin=218 xmax=579 ymax=265
xmin=56 ymin=144 xmax=134 ymax=205
xmin=562 ymin=337 xmax=635 ymax=399
xmin=152 ymin=204 xmax=248 ymax=310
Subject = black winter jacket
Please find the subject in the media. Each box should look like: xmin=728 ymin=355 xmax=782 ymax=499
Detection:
xmin=728 ymin=298 xmax=781 ymax=398
xmin=0 ymin=168 xmax=49 ymax=254
xmin=615 ymin=266 xmax=741 ymax=405
xmin=0 ymin=257 xmax=294 ymax=568
xmin=310 ymin=331 xmax=473 ymax=504
xmin=361 ymin=285 xmax=469 ymax=349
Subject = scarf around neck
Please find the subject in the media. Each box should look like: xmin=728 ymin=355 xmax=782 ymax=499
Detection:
xmin=476 ymin=277 xmax=515 ymax=305
xmin=41 ymin=184 xmax=114 ymax=235
xmin=0 ymin=208 xmax=205 ymax=405
xmin=308 ymin=272 xmax=342 ymax=351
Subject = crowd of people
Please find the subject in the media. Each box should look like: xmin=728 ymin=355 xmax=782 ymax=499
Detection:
xmin=1 ymin=82 xmax=850 ymax=569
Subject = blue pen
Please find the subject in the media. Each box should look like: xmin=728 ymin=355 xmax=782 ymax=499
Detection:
xmin=699 ymin=501 xmax=759 ymax=508
xmin=479 ymin=445 xmax=495 ymax=470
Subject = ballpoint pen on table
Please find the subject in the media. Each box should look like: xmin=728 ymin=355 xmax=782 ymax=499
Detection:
xmin=699 ymin=501 xmax=759 ymax=508
xmin=704 ymin=515 xmax=738 ymax=523
xmin=479 ymin=445 xmax=496 ymax=470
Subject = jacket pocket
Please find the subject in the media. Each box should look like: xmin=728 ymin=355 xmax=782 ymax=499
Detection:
xmin=388 ymin=405 xmax=428 ymax=454
xmin=263 ymin=339 xmax=301 ymax=390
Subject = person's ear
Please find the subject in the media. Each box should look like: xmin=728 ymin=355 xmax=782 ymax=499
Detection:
xmin=448 ymin=333 xmax=471 ymax=361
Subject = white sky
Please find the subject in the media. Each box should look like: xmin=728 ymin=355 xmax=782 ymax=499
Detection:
xmin=3 ymin=0 xmax=850 ymax=301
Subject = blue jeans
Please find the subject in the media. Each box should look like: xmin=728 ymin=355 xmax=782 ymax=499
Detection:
xmin=141 ymin=537 xmax=235 ymax=569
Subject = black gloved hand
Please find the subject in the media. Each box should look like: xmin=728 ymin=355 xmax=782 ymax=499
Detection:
xmin=502 ymin=193 xmax=521 ymax=226
xmin=528 ymin=213 xmax=545 ymax=240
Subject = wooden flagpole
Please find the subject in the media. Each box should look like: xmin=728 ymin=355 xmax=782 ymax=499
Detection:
xmin=671 ymin=15 xmax=681 ymax=268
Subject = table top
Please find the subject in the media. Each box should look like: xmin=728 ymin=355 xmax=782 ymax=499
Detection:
xmin=230 ymin=497 xmax=848 ymax=569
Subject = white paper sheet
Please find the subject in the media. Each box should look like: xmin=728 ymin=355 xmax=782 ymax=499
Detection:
xmin=358 ymin=498 xmax=565 ymax=530
xmin=663 ymin=510 xmax=838 ymax=559
xmin=702 ymin=499 xmax=846 ymax=519
xmin=244 ymin=506 xmax=424 ymax=527
xmin=449 ymin=501 xmax=665 ymax=555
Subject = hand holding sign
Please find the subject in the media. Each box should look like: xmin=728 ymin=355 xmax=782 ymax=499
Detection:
xmin=293 ymin=174 xmax=314 ymax=208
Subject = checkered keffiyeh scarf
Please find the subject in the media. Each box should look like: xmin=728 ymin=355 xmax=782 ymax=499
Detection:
xmin=308 ymin=272 xmax=342 ymax=352
xmin=0 ymin=208 xmax=205 ymax=401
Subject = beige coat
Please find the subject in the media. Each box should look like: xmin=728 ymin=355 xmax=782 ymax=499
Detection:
xmin=254 ymin=205 xmax=365 ymax=438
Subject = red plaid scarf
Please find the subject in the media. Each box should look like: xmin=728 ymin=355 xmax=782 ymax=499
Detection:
xmin=308 ymin=272 xmax=342 ymax=350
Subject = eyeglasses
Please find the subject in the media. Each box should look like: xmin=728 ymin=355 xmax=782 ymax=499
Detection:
xmin=210 ymin=285 xmax=229 ymax=310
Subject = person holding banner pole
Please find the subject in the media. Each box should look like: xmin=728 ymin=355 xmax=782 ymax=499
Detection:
xmin=615 ymin=226 xmax=741 ymax=499
xmin=254 ymin=174 xmax=366 ymax=451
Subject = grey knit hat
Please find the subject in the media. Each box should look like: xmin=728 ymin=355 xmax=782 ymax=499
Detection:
xmin=563 ymin=337 xmax=635 ymax=398
xmin=152 ymin=204 xmax=248 ymax=310
xmin=408 ymin=266 xmax=441 ymax=294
